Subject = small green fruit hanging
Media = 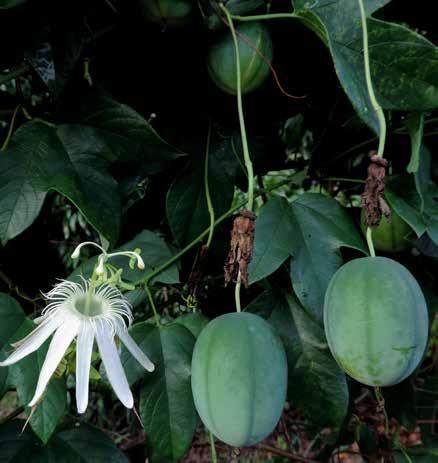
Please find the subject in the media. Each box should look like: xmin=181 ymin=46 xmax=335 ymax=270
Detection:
xmin=141 ymin=0 xmax=193 ymax=26
xmin=360 ymin=209 xmax=412 ymax=252
xmin=207 ymin=22 xmax=273 ymax=95
xmin=191 ymin=312 xmax=287 ymax=447
xmin=324 ymin=257 xmax=428 ymax=387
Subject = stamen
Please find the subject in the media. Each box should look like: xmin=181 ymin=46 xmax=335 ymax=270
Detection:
xmin=71 ymin=242 xmax=107 ymax=260
xmin=107 ymin=251 xmax=145 ymax=270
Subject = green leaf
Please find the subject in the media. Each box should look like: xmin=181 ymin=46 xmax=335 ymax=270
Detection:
xmin=249 ymin=194 xmax=367 ymax=320
xmin=0 ymin=121 xmax=121 ymax=246
xmin=166 ymin=143 xmax=234 ymax=245
xmin=206 ymin=0 xmax=265 ymax=29
xmin=406 ymin=112 xmax=425 ymax=173
xmin=71 ymin=229 xmax=179 ymax=285
xmin=0 ymin=421 xmax=129 ymax=462
xmin=80 ymin=92 xmax=182 ymax=163
xmin=53 ymin=424 xmax=129 ymax=463
xmin=137 ymin=324 xmax=197 ymax=462
xmin=173 ymin=313 xmax=209 ymax=339
xmin=0 ymin=420 xmax=34 ymax=462
xmin=394 ymin=436 xmax=438 ymax=462
xmin=386 ymin=152 xmax=438 ymax=244
xmin=0 ymin=293 xmax=26 ymax=398
xmin=8 ymin=320 xmax=67 ymax=444
xmin=0 ymin=122 xmax=60 ymax=245
xmin=57 ymin=124 xmax=121 ymax=244
xmin=0 ymin=296 xmax=67 ymax=443
xmin=0 ymin=0 xmax=26 ymax=9
xmin=247 ymin=288 xmax=349 ymax=429
xmin=120 ymin=322 xmax=157 ymax=386
xmin=293 ymin=0 xmax=438 ymax=132
xmin=0 ymin=293 xmax=26 ymax=349
xmin=385 ymin=177 xmax=426 ymax=236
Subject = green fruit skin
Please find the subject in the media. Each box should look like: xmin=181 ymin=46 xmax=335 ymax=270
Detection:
xmin=207 ymin=22 xmax=273 ymax=95
xmin=360 ymin=209 xmax=412 ymax=252
xmin=324 ymin=257 xmax=429 ymax=387
xmin=141 ymin=0 xmax=192 ymax=26
xmin=191 ymin=312 xmax=287 ymax=447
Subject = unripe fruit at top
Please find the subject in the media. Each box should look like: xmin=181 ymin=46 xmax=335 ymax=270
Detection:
xmin=141 ymin=0 xmax=193 ymax=26
xmin=191 ymin=312 xmax=287 ymax=447
xmin=207 ymin=22 xmax=273 ymax=95
xmin=360 ymin=208 xmax=412 ymax=252
xmin=324 ymin=257 xmax=429 ymax=387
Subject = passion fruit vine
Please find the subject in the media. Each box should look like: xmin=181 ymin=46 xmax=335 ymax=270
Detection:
xmin=324 ymin=257 xmax=429 ymax=387
xmin=191 ymin=312 xmax=287 ymax=447
xmin=207 ymin=22 xmax=273 ymax=95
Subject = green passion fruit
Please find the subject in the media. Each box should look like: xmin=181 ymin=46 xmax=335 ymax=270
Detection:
xmin=141 ymin=0 xmax=193 ymax=26
xmin=324 ymin=257 xmax=429 ymax=387
xmin=207 ymin=22 xmax=273 ymax=95
xmin=191 ymin=312 xmax=287 ymax=447
xmin=361 ymin=208 xmax=412 ymax=252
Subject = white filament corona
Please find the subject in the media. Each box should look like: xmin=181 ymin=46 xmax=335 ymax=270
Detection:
xmin=0 ymin=279 xmax=154 ymax=413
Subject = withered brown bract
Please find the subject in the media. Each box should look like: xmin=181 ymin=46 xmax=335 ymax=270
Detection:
xmin=224 ymin=209 xmax=256 ymax=288
xmin=361 ymin=154 xmax=391 ymax=228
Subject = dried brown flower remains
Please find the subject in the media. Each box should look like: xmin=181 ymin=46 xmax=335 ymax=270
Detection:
xmin=224 ymin=209 xmax=256 ymax=288
xmin=361 ymin=154 xmax=391 ymax=227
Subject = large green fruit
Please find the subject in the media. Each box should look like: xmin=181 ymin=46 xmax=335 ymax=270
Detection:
xmin=191 ymin=312 xmax=287 ymax=447
xmin=207 ymin=22 xmax=273 ymax=95
xmin=324 ymin=257 xmax=428 ymax=386
xmin=360 ymin=209 xmax=412 ymax=252
xmin=141 ymin=0 xmax=193 ymax=26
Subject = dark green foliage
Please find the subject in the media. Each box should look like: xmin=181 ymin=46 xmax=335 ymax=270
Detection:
xmin=0 ymin=0 xmax=437 ymax=461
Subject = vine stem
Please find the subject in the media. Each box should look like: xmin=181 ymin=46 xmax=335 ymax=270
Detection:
xmin=375 ymin=386 xmax=389 ymax=436
xmin=399 ymin=448 xmax=413 ymax=463
xmin=0 ymin=406 xmax=24 ymax=426
xmin=320 ymin=177 xmax=365 ymax=184
xmin=209 ymin=430 xmax=218 ymax=463
xmin=221 ymin=4 xmax=257 ymax=314
xmin=357 ymin=0 xmax=386 ymax=158
xmin=1 ymin=105 xmax=21 ymax=151
xmin=220 ymin=4 xmax=254 ymax=211
xmin=145 ymin=284 xmax=161 ymax=328
xmin=230 ymin=12 xmax=297 ymax=21
xmin=204 ymin=125 xmax=215 ymax=249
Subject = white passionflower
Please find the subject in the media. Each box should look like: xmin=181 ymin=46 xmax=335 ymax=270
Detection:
xmin=0 ymin=279 xmax=154 ymax=413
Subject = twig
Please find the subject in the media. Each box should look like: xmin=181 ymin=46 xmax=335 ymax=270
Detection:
xmin=258 ymin=444 xmax=320 ymax=462
xmin=0 ymin=406 xmax=25 ymax=426
xmin=0 ymin=63 xmax=28 ymax=86
xmin=0 ymin=269 xmax=44 ymax=309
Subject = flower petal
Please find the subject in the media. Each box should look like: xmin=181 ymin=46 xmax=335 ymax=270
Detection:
xmin=0 ymin=315 xmax=62 ymax=367
xmin=118 ymin=329 xmax=155 ymax=372
xmin=75 ymin=323 xmax=94 ymax=414
xmin=95 ymin=325 xmax=133 ymax=409
xmin=28 ymin=319 xmax=80 ymax=407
